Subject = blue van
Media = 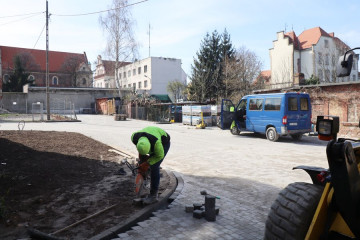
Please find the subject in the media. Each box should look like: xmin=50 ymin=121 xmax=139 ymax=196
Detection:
xmin=221 ymin=92 xmax=312 ymax=141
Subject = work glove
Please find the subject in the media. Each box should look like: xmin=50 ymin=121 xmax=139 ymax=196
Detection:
xmin=139 ymin=153 xmax=150 ymax=162
xmin=138 ymin=161 xmax=150 ymax=175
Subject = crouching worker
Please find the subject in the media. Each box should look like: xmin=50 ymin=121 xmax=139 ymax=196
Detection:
xmin=131 ymin=126 xmax=171 ymax=204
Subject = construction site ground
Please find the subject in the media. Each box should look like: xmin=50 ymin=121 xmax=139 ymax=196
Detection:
xmin=0 ymin=115 xmax=329 ymax=239
xmin=0 ymin=130 xmax=171 ymax=239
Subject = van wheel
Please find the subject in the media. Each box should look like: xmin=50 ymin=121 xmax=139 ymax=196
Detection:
xmin=230 ymin=126 xmax=240 ymax=135
xmin=266 ymin=127 xmax=279 ymax=141
xmin=264 ymin=182 xmax=323 ymax=240
xmin=291 ymin=133 xmax=303 ymax=140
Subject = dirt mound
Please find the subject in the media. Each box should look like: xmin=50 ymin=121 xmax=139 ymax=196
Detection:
xmin=0 ymin=130 xmax=170 ymax=239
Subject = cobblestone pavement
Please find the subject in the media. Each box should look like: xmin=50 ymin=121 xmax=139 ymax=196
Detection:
xmin=114 ymin=174 xmax=279 ymax=240
xmin=0 ymin=115 xmax=328 ymax=239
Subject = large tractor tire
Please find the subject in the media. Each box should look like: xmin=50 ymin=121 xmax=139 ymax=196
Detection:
xmin=264 ymin=182 xmax=323 ymax=240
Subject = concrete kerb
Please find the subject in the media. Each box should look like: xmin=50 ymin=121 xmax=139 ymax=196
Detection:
xmin=168 ymin=171 xmax=184 ymax=202
xmin=89 ymin=169 xmax=182 ymax=240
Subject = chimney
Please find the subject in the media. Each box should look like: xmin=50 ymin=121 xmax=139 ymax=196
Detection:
xmin=329 ymin=32 xmax=334 ymax=37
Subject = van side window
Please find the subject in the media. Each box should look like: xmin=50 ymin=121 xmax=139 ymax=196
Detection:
xmin=288 ymin=97 xmax=298 ymax=111
xmin=300 ymin=98 xmax=309 ymax=111
xmin=249 ymin=99 xmax=263 ymax=111
xmin=265 ymin=98 xmax=281 ymax=111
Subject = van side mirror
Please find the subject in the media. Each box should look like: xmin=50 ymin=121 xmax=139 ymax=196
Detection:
xmin=336 ymin=53 xmax=353 ymax=77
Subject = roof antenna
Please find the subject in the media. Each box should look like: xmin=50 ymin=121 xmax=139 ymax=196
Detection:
xmin=284 ymin=23 xmax=287 ymax=32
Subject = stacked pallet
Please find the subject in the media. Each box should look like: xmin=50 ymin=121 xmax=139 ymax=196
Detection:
xmin=182 ymin=105 xmax=212 ymax=126
xmin=211 ymin=105 xmax=221 ymax=126
xmin=114 ymin=114 xmax=127 ymax=121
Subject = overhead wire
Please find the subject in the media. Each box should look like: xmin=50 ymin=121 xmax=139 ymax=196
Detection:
xmin=0 ymin=11 xmax=44 ymax=19
xmin=0 ymin=12 xmax=44 ymax=27
xmin=51 ymin=0 xmax=148 ymax=17
xmin=33 ymin=23 xmax=46 ymax=49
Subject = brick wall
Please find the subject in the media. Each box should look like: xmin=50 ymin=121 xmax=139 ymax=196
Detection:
xmin=300 ymin=83 xmax=360 ymax=138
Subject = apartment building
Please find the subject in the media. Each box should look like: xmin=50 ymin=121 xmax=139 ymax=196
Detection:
xmin=116 ymin=57 xmax=187 ymax=96
xmin=269 ymin=27 xmax=359 ymax=88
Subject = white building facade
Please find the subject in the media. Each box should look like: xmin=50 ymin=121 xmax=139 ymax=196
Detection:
xmin=116 ymin=57 xmax=187 ymax=98
xmin=269 ymin=27 xmax=359 ymax=89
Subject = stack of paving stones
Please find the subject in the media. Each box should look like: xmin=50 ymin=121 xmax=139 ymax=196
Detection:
xmin=185 ymin=192 xmax=220 ymax=221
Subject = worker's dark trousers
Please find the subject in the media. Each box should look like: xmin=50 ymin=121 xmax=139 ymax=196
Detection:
xmin=150 ymin=141 xmax=171 ymax=193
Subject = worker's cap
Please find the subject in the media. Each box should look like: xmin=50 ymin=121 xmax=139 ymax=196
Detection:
xmin=137 ymin=137 xmax=150 ymax=155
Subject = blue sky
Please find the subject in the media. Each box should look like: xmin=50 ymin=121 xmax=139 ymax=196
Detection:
xmin=1 ymin=0 xmax=359 ymax=79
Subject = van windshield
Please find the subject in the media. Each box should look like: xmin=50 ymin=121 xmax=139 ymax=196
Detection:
xmin=288 ymin=97 xmax=298 ymax=111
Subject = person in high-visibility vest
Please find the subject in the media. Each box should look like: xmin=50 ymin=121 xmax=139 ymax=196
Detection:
xmin=131 ymin=126 xmax=171 ymax=204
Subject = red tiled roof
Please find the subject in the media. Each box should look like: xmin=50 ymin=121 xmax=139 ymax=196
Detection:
xmin=261 ymin=70 xmax=271 ymax=79
xmin=284 ymin=31 xmax=299 ymax=49
xmin=99 ymin=60 xmax=131 ymax=76
xmin=0 ymin=46 xmax=87 ymax=72
xmin=102 ymin=60 xmax=116 ymax=75
xmin=297 ymin=27 xmax=331 ymax=49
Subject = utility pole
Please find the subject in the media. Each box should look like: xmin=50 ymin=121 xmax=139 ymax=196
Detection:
xmin=148 ymin=23 xmax=150 ymax=57
xmin=46 ymin=0 xmax=50 ymax=120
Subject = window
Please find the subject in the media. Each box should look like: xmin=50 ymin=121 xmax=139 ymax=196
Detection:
xmin=128 ymin=70 xmax=131 ymax=77
xmin=144 ymin=65 xmax=148 ymax=73
xmin=324 ymin=39 xmax=329 ymax=48
xmin=264 ymin=98 xmax=281 ymax=111
xmin=138 ymin=67 xmax=141 ymax=74
xmin=249 ymin=99 xmax=263 ymax=111
xmin=123 ymin=85 xmax=126 ymax=88
xmin=318 ymin=70 xmax=323 ymax=81
xmin=133 ymin=69 xmax=136 ymax=75
xmin=123 ymin=72 xmax=126 ymax=78
xmin=144 ymin=80 xmax=148 ymax=88
xmin=300 ymin=98 xmax=309 ymax=111
xmin=128 ymin=84 xmax=131 ymax=88
xmin=3 ymin=74 xmax=10 ymax=83
xmin=132 ymin=83 xmax=136 ymax=90
xmin=138 ymin=82 xmax=142 ymax=88
xmin=52 ymin=76 xmax=58 ymax=85
xmin=352 ymin=75 xmax=356 ymax=81
xmin=82 ymin=78 xmax=87 ymax=85
xmin=288 ymin=97 xmax=298 ymax=111
xmin=325 ymin=70 xmax=331 ymax=82
xmin=119 ymin=73 xmax=122 ymax=79
xmin=325 ymin=54 xmax=329 ymax=65
xmin=353 ymin=61 xmax=356 ymax=70
xmin=318 ymin=53 xmax=323 ymax=64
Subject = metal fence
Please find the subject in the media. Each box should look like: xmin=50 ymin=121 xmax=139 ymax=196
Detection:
xmin=120 ymin=105 xmax=171 ymax=122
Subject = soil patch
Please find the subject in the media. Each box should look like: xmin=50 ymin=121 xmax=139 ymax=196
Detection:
xmin=0 ymin=130 xmax=170 ymax=239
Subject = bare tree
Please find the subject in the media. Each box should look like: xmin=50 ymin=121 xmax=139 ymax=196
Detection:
xmin=167 ymin=80 xmax=186 ymax=102
xmin=60 ymin=55 xmax=85 ymax=87
xmin=224 ymin=46 xmax=262 ymax=102
xmin=99 ymin=0 xmax=138 ymax=98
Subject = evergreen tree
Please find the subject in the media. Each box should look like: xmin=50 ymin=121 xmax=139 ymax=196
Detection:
xmin=3 ymin=56 xmax=30 ymax=92
xmin=189 ymin=29 xmax=235 ymax=102
xmin=219 ymin=29 xmax=235 ymax=98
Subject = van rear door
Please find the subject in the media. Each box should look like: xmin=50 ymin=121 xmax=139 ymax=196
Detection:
xmin=286 ymin=94 xmax=311 ymax=131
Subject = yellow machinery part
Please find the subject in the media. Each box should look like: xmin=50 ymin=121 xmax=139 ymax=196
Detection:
xmin=305 ymin=183 xmax=355 ymax=239
xmin=305 ymin=183 xmax=331 ymax=239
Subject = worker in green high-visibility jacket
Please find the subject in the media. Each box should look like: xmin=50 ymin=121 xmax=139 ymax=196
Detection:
xmin=131 ymin=126 xmax=171 ymax=204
